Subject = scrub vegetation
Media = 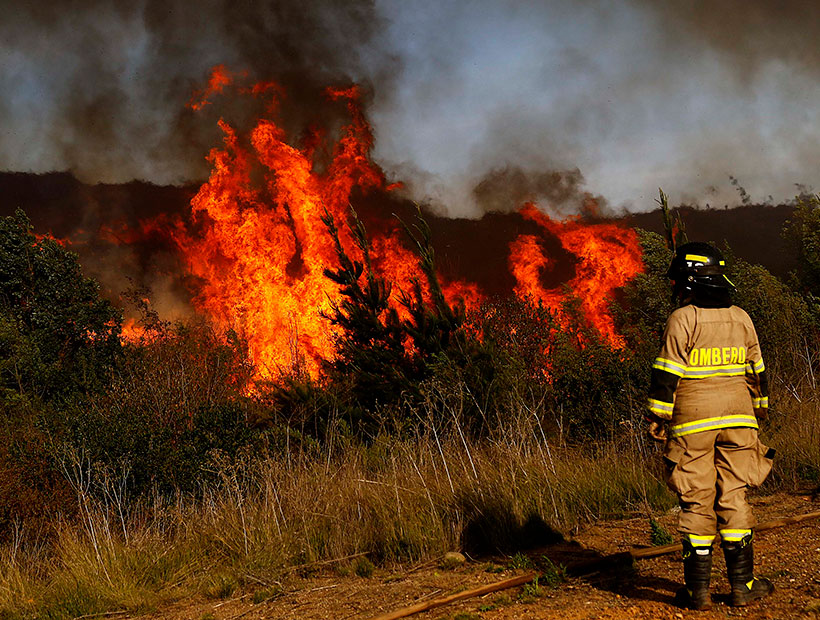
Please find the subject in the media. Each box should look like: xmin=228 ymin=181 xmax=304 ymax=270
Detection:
xmin=0 ymin=198 xmax=818 ymax=619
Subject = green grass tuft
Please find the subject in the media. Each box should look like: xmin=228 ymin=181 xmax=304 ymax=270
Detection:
xmin=649 ymin=518 xmax=675 ymax=546
xmin=535 ymin=556 xmax=567 ymax=587
xmin=506 ymin=552 xmax=533 ymax=570
xmin=353 ymin=556 xmax=375 ymax=578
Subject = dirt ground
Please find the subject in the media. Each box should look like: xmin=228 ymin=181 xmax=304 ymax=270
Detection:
xmin=139 ymin=491 xmax=820 ymax=620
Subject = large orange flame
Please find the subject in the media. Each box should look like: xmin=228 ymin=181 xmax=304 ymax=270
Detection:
xmin=171 ymin=78 xmax=431 ymax=379
xmin=509 ymin=203 xmax=643 ymax=345
xmin=164 ymin=68 xmax=643 ymax=379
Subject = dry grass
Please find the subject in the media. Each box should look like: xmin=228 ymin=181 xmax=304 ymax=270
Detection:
xmin=0 ymin=391 xmax=816 ymax=619
xmin=766 ymin=389 xmax=820 ymax=490
xmin=0 ymin=412 xmax=671 ymax=619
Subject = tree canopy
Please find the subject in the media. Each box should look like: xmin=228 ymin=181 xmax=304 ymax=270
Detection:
xmin=0 ymin=209 xmax=122 ymax=403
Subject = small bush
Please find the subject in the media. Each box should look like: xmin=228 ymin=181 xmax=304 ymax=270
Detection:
xmin=649 ymin=518 xmax=674 ymax=546
xmin=535 ymin=556 xmax=567 ymax=587
xmin=0 ymin=209 xmax=122 ymax=403
xmin=50 ymin=322 xmax=257 ymax=498
xmin=353 ymin=556 xmax=375 ymax=578
xmin=506 ymin=552 xmax=533 ymax=570
xmin=783 ymin=194 xmax=820 ymax=297
xmin=519 ymin=576 xmax=546 ymax=603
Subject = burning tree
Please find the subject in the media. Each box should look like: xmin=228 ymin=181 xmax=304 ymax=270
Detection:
xmin=320 ymin=208 xmax=416 ymax=412
xmin=317 ymin=207 xmax=497 ymax=432
xmin=152 ymin=67 xmax=647 ymax=387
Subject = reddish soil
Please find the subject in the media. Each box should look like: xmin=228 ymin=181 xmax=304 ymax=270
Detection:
xmin=138 ymin=491 xmax=820 ymax=620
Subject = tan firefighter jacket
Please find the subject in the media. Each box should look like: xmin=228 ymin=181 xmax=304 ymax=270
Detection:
xmin=647 ymin=304 xmax=769 ymax=437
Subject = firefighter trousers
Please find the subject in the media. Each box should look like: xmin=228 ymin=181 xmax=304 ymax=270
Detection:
xmin=663 ymin=427 xmax=774 ymax=545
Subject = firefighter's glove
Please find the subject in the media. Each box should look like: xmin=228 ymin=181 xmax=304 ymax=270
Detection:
xmin=645 ymin=413 xmax=668 ymax=442
xmin=754 ymin=407 xmax=768 ymax=421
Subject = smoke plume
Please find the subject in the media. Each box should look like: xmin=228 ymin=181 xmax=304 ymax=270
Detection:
xmin=0 ymin=0 xmax=817 ymax=216
xmin=0 ymin=0 xmax=386 ymax=184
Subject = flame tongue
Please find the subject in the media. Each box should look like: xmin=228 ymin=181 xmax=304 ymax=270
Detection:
xmin=172 ymin=82 xmax=428 ymax=379
xmin=511 ymin=203 xmax=643 ymax=344
xmin=164 ymin=70 xmax=644 ymax=381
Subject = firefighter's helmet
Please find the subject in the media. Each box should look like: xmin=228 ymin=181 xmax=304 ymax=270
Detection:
xmin=667 ymin=242 xmax=734 ymax=300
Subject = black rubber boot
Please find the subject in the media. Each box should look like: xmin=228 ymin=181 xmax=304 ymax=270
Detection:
xmin=673 ymin=540 xmax=713 ymax=610
xmin=722 ymin=533 xmax=774 ymax=607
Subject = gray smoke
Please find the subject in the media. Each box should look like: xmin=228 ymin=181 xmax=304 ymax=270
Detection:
xmin=364 ymin=1 xmax=820 ymax=215
xmin=473 ymin=167 xmax=608 ymax=218
xmin=0 ymin=0 xmax=386 ymax=184
xmin=1 ymin=0 xmax=817 ymax=216
xmin=637 ymin=1 xmax=820 ymax=77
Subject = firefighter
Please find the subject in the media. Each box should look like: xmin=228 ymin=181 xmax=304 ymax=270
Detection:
xmin=646 ymin=241 xmax=775 ymax=610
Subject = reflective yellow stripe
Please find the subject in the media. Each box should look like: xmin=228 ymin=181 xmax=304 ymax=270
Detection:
xmin=670 ymin=415 xmax=759 ymax=437
xmin=672 ymin=414 xmax=758 ymax=431
xmin=687 ymin=534 xmax=715 ymax=547
xmin=648 ymin=398 xmax=673 ymax=413
xmin=653 ymin=357 xmax=686 ymax=377
xmin=656 ymin=358 xmax=755 ymax=380
xmin=687 ymin=364 xmax=745 ymax=372
xmin=684 ymin=371 xmax=746 ymax=379
xmin=685 ymin=254 xmax=710 ymax=263
xmin=653 ymin=365 xmax=684 ymax=377
xmin=720 ymin=529 xmax=752 ymax=542
xmin=683 ymin=363 xmax=746 ymax=378
xmin=654 ymin=357 xmax=687 ymax=371
xmin=753 ymin=396 xmax=769 ymax=408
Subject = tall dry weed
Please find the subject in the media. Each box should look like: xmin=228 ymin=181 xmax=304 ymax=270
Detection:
xmin=2 ymin=386 xmax=816 ymax=619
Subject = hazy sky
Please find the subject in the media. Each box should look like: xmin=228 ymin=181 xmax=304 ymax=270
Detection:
xmin=1 ymin=0 xmax=817 ymax=216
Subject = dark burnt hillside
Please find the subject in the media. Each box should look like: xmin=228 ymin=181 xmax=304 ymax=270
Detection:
xmin=626 ymin=204 xmax=797 ymax=278
xmin=0 ymin=171 xmax=798 ymax=289
xmin=0 ymin=171 xmax=197 ymax=238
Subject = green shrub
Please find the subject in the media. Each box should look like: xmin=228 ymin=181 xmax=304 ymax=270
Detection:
xmin=536 ymin=556 xmax=567 ymax=587
xmin=783 ymin=194 xmax=820 ymax=297
xmin=728 ymin=258 xmax=819 ymax=383
xmin=0 ymin=209 xmax=122 ymax=403
xmin=546 ymin=299 xmax=647 ymax=441
xmin=613 ymin=229 xmax=674 ymax=352
xmin=649 ymin=518 xmax=674 ymax=546
xmin=49 ymin=322 xmax=257 ymax=498
xmin=293 ymin=208 xmax=499 ymax=438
